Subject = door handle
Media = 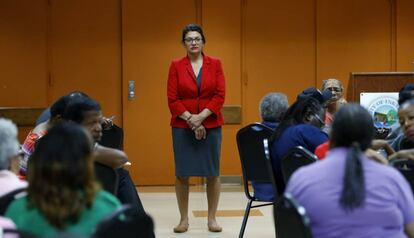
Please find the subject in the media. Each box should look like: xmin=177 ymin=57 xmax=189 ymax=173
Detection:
xmin=128 ymin=80 xmax=135 ymax=101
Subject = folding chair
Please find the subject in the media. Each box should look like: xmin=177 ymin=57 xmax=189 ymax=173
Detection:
xmin=1 ymin=228 xmax=38 ymax=238
xmin=275 ymin=193 xmax=312 ymax=238
xmin=281 ymin=146 xmax=317 ymax=183
xmin=390 ymin=158 xmax=414 ymax=195
xmin=92 ymin=204 xmax=154 ymax=238
xmin=0 ymin=187 xmax=26 ymax=215
xmin=236 ymin=123 xmax=278 ymax=238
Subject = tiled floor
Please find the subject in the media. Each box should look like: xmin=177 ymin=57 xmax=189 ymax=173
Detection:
xmin=138 ymin=185 xmax=275 ymax=238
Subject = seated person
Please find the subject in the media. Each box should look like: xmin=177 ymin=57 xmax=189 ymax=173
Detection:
xmin=5 ymin=123 xmax=121 ymax=237
xmin=0 ymin=118 xmax=27 ymax=197
xmin=390 ymin=98 xmax=414 ymax=160
xmin=62 ymin=96 xmax=145 ymax=215
xmin=252 ymin=92 xmax=288 ymax=201
xmin=20 ymin=94 xmax=73 ymax=176
xmin=297 ymin=87 xmax=332 ymax=134
xmin=34 ymin=91 xmax=89 ymax=126
xmin=315 ymin=140 xmax=392 ymax=165
xmin=314 ymin=141 xmax=329 ymax=160
xmin=22 ymin=92 xmax=125 ymax=174
xmin=286 ymin=104 xmax=414 ymax=237
xmin=259 ymin=92 xmax=288 ymax=129
xmin=386 ymin=83 xmax=414 ymax=142
xmin=270 ymin=95 xmax=328 ymax=193
xmin=321 ymin=78 xmax=347 ymax=126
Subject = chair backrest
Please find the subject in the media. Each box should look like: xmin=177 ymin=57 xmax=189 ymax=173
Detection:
xmin=236 ymin=123 xmax=275 ymax=199
xmin=99 ymin=124 xmax=124 ymax=150
xmin=94 ymin=162 xmax=119 ymax=196
xmin=2 ymin=228 xmax=39 ymax=238
xmin=0 ymin=187 xmax=27 ymax=215
xmin=390 ymin=158 xmax=414 ymax=195
xmin=92 ymin=204 xmax=155 ymax=238
xmin=281 ymin=146 xmax=317 ymax=183
xmin=263 ymin=138 xmax=280 ymax=198
xmin=275 ymin=193 xmax=312 ymax=238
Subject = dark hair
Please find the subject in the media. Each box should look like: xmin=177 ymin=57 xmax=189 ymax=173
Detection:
xmin=50 ymin=95 xmax=70 ymax=119
xmin=50 ymin=91 xmax=90 ymax=118
xmin=182 ymin=23 xmax=206 ymax=44
xmin=270 ymin=97 xmax=323 ymax=142
xmin=297 ymin=87 xmax=332 ymax=105
xmin=62 ymin=97 xmax=101 ymax=123
xmin=330 ymin=103 xmax=374 ymax=211
xmin=398 ymin=83 xmax=414 ymax=105
xmin=27 ymin=122 xmax=98 ymax=229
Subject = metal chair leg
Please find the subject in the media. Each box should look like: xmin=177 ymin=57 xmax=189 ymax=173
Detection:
xmin=239 ymin=199 xmax=253 ymax=238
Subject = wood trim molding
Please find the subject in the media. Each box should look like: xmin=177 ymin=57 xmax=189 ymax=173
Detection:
xmin=222 ymin=105 xmax=241 ymax=124
xmin=351 ymin=72 xmax=414 ymax=76
xmin=0 ymin=107 xmax=45 ymax=126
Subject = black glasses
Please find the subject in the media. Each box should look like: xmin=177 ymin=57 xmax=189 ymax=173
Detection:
xmin=326 ymin=87 xmax=342 ymax=93
xmin=184 ymin=37 xmax=202 ymax=44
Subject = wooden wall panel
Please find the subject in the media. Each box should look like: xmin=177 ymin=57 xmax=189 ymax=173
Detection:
xmin=48 ymin=0 xmax=122 ymax=124
xmin=3 ymin=0 xmax=414 ymax=185
xmin=0 ymin=0 xmax=48 ymax=107
xmin=316 ymin=0 xmax=392 ymax=99
xmin=122 ymin=0 xmax=197 ymax=185
xmin=244 ymin=0 xmax=316 ymax=123
xmin=396 ymin=0 xmax=414 ymax=71
xmin=202 ymin=0 xmax=242 ymax=176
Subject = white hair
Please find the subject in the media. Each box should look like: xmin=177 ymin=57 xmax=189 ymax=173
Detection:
xmin=322 ymin=78 xmax=343 ymax=90
xmin=259 ymin=92 xmax=289 ymax=122
xmin=0 ymin=118 xmax=19 ymax=170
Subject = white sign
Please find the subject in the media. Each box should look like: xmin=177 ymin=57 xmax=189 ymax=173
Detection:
xmin=360 ymin=92 xmax=399 ymax=128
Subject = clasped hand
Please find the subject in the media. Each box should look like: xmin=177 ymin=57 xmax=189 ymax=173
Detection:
xmin=187 ymin=114 xmax=204 ymax=129
xmin=187 ymin=114 xmax=206 ymax=140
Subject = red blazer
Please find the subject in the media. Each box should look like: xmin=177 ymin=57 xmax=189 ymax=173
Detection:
xmin=167 ymin=54 xmax=225 ymax=128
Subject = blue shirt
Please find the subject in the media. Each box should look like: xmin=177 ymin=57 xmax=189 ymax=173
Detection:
xmin=271 ymin=124 xmax=328 ymax=192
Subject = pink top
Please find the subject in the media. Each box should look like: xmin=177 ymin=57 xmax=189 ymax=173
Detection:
xmin=0 ymin=170 xmax=27 ymax=197
xmin=0 ymin=216 xmax=17 ymax=238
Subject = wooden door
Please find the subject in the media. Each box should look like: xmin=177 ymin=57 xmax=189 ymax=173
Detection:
xmin=0 ymin=0 xmax=48 ymax=141
xmin=316 ymin=0 xmax=392 ymax=93
xmin=396 ymin=0 xmax=414 ymax=71
xmin=0 ymin=0 xmax=48 ymax=107
xmin=243 ymin=0 xmax=316 ymax=121
xmin=122 ymin=0 xmax=197 ymax=185
xmin=48 ymin=0 xmax=122 ymax=124
xmin=202 ymin=0 xmax=243 ymax=177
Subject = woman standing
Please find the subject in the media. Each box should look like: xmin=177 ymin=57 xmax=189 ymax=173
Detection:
xmin=167 ymin=24 xmax=225 ymax=233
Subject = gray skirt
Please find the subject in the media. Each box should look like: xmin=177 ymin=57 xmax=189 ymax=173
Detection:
xmin=172 ymin=127 xmax=222 ymax=177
